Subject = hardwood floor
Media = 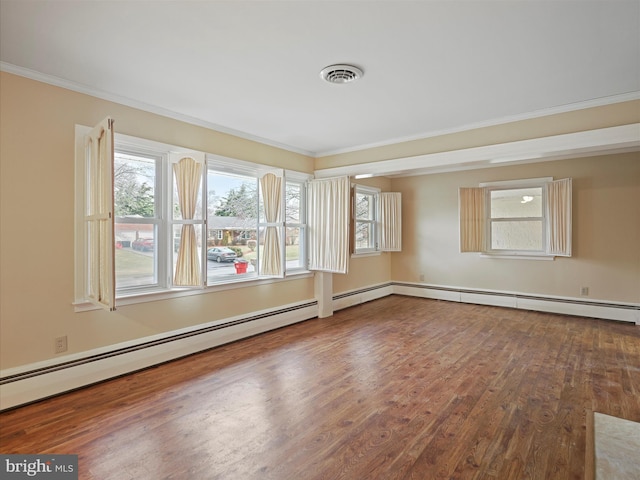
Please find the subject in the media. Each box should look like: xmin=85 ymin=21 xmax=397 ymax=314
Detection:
xmin=1 ymin=296 xmax=639 ymax=479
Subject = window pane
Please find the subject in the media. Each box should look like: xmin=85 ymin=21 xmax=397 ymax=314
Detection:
xmin=115 ymin=226 xmax=157 ymax=288
xmin=355 ymin=192 xmax=374 ymax=220
xmin=286 ymin=183 xmax=301 ymax=223
xmin=491 ymin=220 xmax=543 ymax=251
xmin=207 ymin=170 xmax=258 ymax=284
xmin=114 ymin=152 xmax=158 ymax=290
xmin=355 ymin=221 xmax=374 ymax=250
xmin=114 ymin=153 xmax=156 ymax=218
xmin=285 ymin=226 xmax=302 ymax=268
xmin=490 ymin=187 xmax=542 ymax=218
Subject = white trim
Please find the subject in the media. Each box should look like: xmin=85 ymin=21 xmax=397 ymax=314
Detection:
xmin=392 ymin=282 xmax=640 ymax=324
xmin=1 ymin=62 xmax=314 ymax=157
xmin=480 ymin=177 xmax=553 ymax=188
xmin=314 ymin=124 xmax=640 ymax=178
xmin=73 ymin=272 xmax=313 ymax=312
xmin=351 ymin=251 xmax=382 ymax=258
xmin=332 ymin=283 xmax=394 ymax=311
xmin=3 ymin=62 xmax=638 ymax=159
xmin=479 ymin=253 xmax=555 ymax=261
xmin=6 ymin=283 xmax=638 ymax=410
xmin=1 ymin=300 xmax=318 ymax=411
xmin=316 ymin=92 xmax=640 ymax=157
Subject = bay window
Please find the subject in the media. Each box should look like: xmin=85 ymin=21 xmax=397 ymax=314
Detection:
xmin=75 ymin=120 xmax=310 ymax=310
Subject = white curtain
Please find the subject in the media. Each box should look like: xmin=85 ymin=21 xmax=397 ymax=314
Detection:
xmin=260 ymin=172 xmax=283 ymax=276
xmin=459 ymin=187 xmax=487 ymax=253
xmin=308 ymin=176 xmax=350 ymax=273
xmin=379 ymin=192 xmax=402 ymax=251
xmin=173 ymin=157 xmax=203 ymax=286
xmin=546 ymin=178 xmax=572 ymax=256
xmin=85 ymin=117 xmax=115 ymax=311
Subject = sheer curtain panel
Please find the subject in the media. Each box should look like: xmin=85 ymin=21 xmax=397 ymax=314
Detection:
xmin=546 ymin=178 xmax=572 ymax=256
xmin=308 ymin=176 xmax=350 ymax=273
xmin=85 ymin=117 xmax=115 ymax=311
xmin=260 ymin=172 xmax=283 ymax=276
xmin=459 ymin=187 xmax=487 ymax=253
xmin=379 ymin=192 xmax=402 ymax=251
xmin=173 ymin=157 xmax=203 ymax=286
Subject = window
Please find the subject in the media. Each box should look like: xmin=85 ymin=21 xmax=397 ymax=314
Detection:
xmin=75 ymin=122 xmax=310 ymax=309
xmin=488 ymin=185 xmax=544 ymax=252
xmin=459 ymin=177 xmax=572 ymax=258
xmin=351 ymin=185 xmax=402 ymax=255
xmin=208 ymin=168 xmax=259 ymax=282
xmin=81 ymin=118 xmax=115 ymax=310
xmin=353 ymin=185 xmax=378 ymax=254
xmin=114 ymin=150 xmax=162 ymax=290
xmin=284 ymin=180 xmax=306 ymax=270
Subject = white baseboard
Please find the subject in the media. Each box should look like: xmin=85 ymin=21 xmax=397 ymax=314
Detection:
xmin=0 ymin=301 xmax=318 ymax=411
xmin=332 ymin=283 xmax=394 ymax=311
xmin=393 ymin=282 xmax=640 ymax=324
xmin=3 ymin=283 xmax=637 ymax=411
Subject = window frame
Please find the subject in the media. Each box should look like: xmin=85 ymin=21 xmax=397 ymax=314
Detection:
xmin=283 ymin=175 xmax=309 ymax=272
xmin=480 ymin=177 xmax=553 ymax=259
xmin=113 ymin=146 xmax=167 ymax=293
xmin=352 ymin=184 xmax=380 ymax=256
xmin=75 ymin=126 xmax=311 ymax=311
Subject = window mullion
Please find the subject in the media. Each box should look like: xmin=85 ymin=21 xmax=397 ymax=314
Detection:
xmin=491 ymin=216 xmax=543 ymax=222
xmin=199 ymin=163 xmax=208 ymax=288
xmin=161 ymin=153 xmax=171 ymax=288
xmin=280 ymin=173 xmax=287 ymax=275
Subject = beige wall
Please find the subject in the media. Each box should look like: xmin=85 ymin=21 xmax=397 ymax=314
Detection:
xmin=316 ymin=100 xmax=640 ymax=170
xmin=390 ymin=153 xmax=640 ymax=303
xmin=333 ymin=176 xmax=393 ymax=294
xmin=1 ymin=72 xmax=638 ymax=374
xmin=0 ymin=72 xmax=315 ymax=369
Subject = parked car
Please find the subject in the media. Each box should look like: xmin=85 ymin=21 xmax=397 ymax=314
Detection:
xmin=207 ymin=247 xmax=237 ymax=263
xmin=132 ymin=238 xmax=154 ymax=252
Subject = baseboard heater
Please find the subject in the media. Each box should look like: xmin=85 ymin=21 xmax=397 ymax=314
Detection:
xmin=2 ymin=284 xmax=637 ymax=410
xmin=0 ymin=300 xmax=318 ymax=411
xmin=392 ymin=282 xmax=639 ymax=324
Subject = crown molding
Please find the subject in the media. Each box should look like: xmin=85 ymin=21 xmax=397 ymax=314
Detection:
xmin=2 ymin=62 xmax=638 ymax=161
xmin=0 ymin=62 xmax=315 ymax=157
xmin=314 ymin=123 xmax=640 ymax=178
xmin=315 ymin=91 xmax=640 ymax=158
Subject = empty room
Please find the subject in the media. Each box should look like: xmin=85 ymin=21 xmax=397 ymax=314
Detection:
xmin=1 ymin=1 xmax=639 ymax=479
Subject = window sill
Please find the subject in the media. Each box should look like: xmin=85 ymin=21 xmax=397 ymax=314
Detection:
xmin=74 ymin=271 xmax=313 ymax=312
xmin=351 ymin=251 xmax=382 ymax=258
xmin=479 ymin=253 xmax=555 ymax=261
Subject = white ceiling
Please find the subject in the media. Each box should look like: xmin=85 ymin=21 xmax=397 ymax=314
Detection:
xmin=1 ymin=1 xmax=639 ymax=157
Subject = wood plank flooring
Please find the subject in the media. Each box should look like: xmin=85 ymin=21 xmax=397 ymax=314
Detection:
xmin=1 ymin=296 xmax=639 ymax=479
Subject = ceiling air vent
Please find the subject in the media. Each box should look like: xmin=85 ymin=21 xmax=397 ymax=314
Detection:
xmin=320 ymin=64 xmax=364 ymax=84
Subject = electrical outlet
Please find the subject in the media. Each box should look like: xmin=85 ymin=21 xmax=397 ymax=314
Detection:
xmin=55 ymin=335 xmax=68 ymax=354
xmin=580 ymin=287 xmax=589 ymax=296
